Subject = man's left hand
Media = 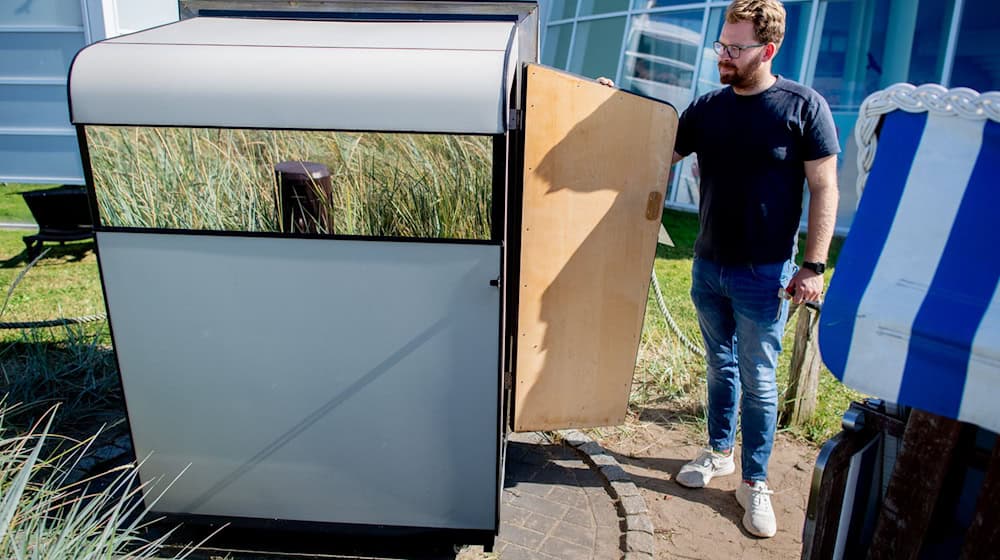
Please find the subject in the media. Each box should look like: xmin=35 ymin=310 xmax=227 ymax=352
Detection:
xmin=785 ymin=269 xmax=824 ymax=304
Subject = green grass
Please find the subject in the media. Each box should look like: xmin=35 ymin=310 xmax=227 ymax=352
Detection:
xmin=0 ymin=232 xmax=103 ymax=343
xmin=631 ymin=209 xmax=863 ymax=444
xmin=1 ymin=325 xmax=118 ymax=437
xmin=0 ymin=183 xmax=58 ymax=224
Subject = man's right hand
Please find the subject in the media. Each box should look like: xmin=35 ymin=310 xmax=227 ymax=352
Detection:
xmin=596 ymin=77 xmax=615 ymax=88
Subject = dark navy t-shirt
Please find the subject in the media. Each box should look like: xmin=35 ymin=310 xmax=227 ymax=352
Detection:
xmin=674 ymin=77 xmax=840 ymax=265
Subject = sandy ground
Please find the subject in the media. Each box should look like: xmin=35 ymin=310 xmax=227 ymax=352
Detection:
xmin=595 ymin=402 xmax=820 ymax=560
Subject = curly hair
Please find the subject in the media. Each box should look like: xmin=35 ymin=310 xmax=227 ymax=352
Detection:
xmin=725 ymin=0 xmax=786 ymax=46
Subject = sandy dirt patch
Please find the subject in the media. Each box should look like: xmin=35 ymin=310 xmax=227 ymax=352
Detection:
xmin=595 ymin=402 xmax=820 ymax=560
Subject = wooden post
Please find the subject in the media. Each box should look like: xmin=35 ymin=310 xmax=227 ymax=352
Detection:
xmin=275 ymin=161 xmax=334 ymax=234
xmin=868 ymin=410 xmax=962 ymax=560
xmin=782 ymin=305 xmax=822 ymax=426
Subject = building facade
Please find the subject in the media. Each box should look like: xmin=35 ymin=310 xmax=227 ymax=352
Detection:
xmin=539 ymin=0 xmax=999 ymax=231
xmin=0 ymin=0 xmax=177 ymax=184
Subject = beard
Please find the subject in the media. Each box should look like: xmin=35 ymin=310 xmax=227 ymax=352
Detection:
xmin=718 ymin=51 xmax=765 ymax=89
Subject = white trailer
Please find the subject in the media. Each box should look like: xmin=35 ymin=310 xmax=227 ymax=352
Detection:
xmin=68 ymin=0 xmax=678 ymax=549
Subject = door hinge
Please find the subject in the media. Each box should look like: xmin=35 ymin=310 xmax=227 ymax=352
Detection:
xmin=503 ymin=371 xmax=513 ymax=390
xmin=508 ymin=109 xmax=523 ymax=131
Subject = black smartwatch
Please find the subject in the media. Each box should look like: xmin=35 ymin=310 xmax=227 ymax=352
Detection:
xmin=803 ymin=261 xmax=826 ymax=274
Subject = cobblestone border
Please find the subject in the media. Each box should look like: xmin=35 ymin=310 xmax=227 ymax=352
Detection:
xmin=558 ymin=430 xmax=655 ymax=560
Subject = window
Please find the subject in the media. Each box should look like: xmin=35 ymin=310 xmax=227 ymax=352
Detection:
xmin=632 ymin=0 xmax=698 ymax=9
xmin=85 ymin=126 xmax=494 ymax=240
xmin=549 ymin=0 xmax=579 ymax=21
xmin=811 ymin=0 xmax=952 ymax=111
xmin=621 ymin=10 xmax=705 ymax=110
xmin=950 ymin=0 xmax=1000 ymax=92
xmin=543 ymin=22 xmax=574 ymax=68
xmin=578 ymin=0 xmax=629 ymax=16
xmin=568 ymin=16 xmax=629 ymax=79
xmin=908 ymin=0 xmax=955 ymax=86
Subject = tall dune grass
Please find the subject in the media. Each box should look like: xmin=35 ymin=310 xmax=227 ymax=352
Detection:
xmin=87 ymin=126 xmax=493 ymax=239
xmin=0 ymin=406 xmax=201 ymax=559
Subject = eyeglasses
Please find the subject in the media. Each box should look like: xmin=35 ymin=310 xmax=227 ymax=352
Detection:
xmin=713 ymin=41 xmax=767 ymax=59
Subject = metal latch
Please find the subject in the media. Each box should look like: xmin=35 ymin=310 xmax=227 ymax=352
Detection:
xmin=490 ymin=277 xmax=502 ymax=288
xmin=508 ymin=109 xmax=522 ymax=131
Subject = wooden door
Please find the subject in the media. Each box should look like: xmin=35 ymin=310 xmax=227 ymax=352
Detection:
xmin=513 ymin=64 xmax=677 ymax=432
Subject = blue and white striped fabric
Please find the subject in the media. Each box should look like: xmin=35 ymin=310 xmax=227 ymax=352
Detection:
xmin=819 ymin=106 xmax=1000 ymax=433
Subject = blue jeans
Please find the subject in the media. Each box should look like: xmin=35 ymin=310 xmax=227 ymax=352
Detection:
xmin=690 ymin=257 xmax=795 ymax=482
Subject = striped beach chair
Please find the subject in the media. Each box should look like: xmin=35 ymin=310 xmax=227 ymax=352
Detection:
xmin=804 ymin=84 xmax=1000 ymax=559
xmin=820 ymin=83 xmax=1000 ymax=432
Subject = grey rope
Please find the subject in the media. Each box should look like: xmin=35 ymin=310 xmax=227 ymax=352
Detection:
xmin=0 ymin=246 xmax=108 ymax=330
xmin=0 ymin=314 xmax=107 ymax=330
xmin=650 ymin=270 xmax=706 ymax=358
xmin=650 ymin=269 xmax=804 ymax=360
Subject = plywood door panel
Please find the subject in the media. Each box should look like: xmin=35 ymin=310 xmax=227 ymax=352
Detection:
xmin=513 ymin=64 xmax=677 ymax=432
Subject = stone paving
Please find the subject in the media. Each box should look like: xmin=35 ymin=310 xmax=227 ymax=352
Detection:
xmin=84 ymin=428 xmax=638 ymax=559
xmin=496 ymin=432 xmax=623 ymax=560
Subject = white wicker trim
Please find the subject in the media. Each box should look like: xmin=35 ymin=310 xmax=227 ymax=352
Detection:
xmin=854 ymin=83 xmax=1000 ymax=198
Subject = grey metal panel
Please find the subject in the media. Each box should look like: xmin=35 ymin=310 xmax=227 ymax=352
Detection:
xmin=98 ymin=232 xmax=501 ymax=530
xmin=70 ymin=18 xmax=515 ymax=133
xmin=0 ymin=0 xmax=83 ymax=27
xmin=105 ymin=16 xmax=515 ymax=49
xmin=0 ymin=31 xmax=85 ymax=78
xmin=0 ymin=133 xmax=83 ymax=184
xmin=179 ymin=0 xmax=538 ymax=20
xmin=175 ymin=0 xmax=539 ymax=66
xmin=0 ymin=84 xmax=72 ymax=128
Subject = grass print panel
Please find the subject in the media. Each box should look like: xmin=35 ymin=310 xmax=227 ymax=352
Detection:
xmin=87 ymin=126 xmax=493 ymax=240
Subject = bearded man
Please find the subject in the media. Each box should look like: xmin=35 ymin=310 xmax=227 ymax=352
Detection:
xmin=601 ymin=0 xmax=840 ymax=538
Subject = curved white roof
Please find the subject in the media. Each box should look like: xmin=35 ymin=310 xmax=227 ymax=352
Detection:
xmin=70 ymin=17 xmax=517 ymax=133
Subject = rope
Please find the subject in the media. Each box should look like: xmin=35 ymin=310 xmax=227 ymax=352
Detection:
xmin=0 ymin=314 xmax=107 ymax=330
xmin=650 ymin=270 xmax=706 ymax=358
xmin=649 ymin=269 xmax=806 ymax=359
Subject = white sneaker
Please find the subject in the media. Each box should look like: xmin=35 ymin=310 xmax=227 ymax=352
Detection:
xmin=675 ymin=448 xmax=735 ymax=488
xmin=735 ymin=480 xmax=777 ymax=538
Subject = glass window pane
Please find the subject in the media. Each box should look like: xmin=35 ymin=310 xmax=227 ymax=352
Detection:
xmin=632 ymin=0 xmax=700 ymax=9
xmin=772 ymin=2 xmax=810 ymax=81
xmin=621 ymin=10 xmax=705 ymax=110
xmin=543 ymin=23 xmax=574 ymax=69
xmin=812 ymin=0 xmax=951 ymax=111
xmin=951 ymin=0 xmax=1000 ymax=92
xmin=811 ymin=0 xmax=884 ymax=110
xmin=549 ymin=0 xmax=579 ymax=21
xmin=86 ymin=127 xmax=493 ymax=240
xmin=568 ymin=16 xmax=628 ymax=79
xmin=694 ymin=7 xmax=726 ymax=98
xmin=578 ymin=0 xmax=629 ymax=17
xmin=908 ymin=0 xmax=955 ymax=85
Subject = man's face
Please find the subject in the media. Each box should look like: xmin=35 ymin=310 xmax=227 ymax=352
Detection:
xmin=717 ymin=21 xmax=769 ymax=88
